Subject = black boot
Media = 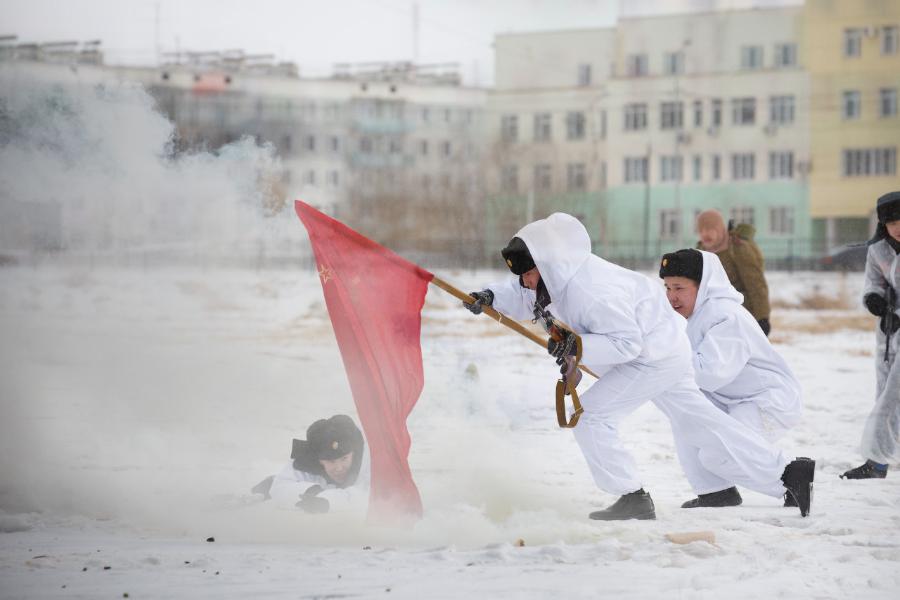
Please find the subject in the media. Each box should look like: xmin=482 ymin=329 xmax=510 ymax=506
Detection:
xmin=781 ymin=458 xmax=815 ymax=517
xmin=589 ymin=489 xmax=656 ymax=521
xmin=840 ymin=460 xmax=888 ymax=480
xmin=783 ymin=492 xmax=797 ymax=507
xmin=681 ymin=486 xmax=742 ymax=508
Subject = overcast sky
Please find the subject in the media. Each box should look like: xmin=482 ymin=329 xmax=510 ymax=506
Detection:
xmin=2 ymin=0 xmax=799 ymax=85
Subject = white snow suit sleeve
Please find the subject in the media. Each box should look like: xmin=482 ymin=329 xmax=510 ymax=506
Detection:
xmin=575 ymin=293 xmax=643 ymax=366
xmin=268 ymin=462 xmax=328 ymax=507
xmin=692 ymin=314 xmax=752 ymax=392
xmin=485 ymin=276 xmax=537 ymax=321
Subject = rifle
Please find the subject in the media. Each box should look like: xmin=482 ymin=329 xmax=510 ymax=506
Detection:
xmin=430 ymin=276 xmax=598 ymax=428
xmin=885 ymin=284 xmax=897 ymax=363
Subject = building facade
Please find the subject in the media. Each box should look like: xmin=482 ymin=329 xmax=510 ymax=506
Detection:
xmin=805 ymin=0 xmax=900 ymax=247
xmin=488 ymin=6 xmax=813 ymax=264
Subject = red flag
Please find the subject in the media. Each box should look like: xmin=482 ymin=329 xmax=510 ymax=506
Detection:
xmin=294 ymin=200 xmax=433 ymax=521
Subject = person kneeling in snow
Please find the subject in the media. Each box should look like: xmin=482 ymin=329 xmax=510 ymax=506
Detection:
xmin=660 ymin=248 xmax=803 ymax=508
xmin=252 ymin=414 xmax=370 ymax=513
xmin=463 ymin=213 xmax=815 ymax=520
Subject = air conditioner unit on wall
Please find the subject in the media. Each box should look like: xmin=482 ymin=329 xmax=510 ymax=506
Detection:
xmin=763 ymin=123 xmax=777 ymax=136
xmin=864 ymin=25 xmax=878 ymax=38
xmin=797 ymin=160 xmax=812 ymax=175
xmin=676 ymin=131 xmax=692 ymax=145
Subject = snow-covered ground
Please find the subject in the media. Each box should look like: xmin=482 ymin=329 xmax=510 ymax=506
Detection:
xmin=1 ymin=265 xmax=897 ymax=599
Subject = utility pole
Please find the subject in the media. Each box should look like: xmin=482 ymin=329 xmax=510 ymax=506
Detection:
xmin=412 ymin=2 xmax=419 ymax=65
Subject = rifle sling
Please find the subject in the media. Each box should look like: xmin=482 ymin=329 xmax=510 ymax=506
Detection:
xmin=555 ymin=337 xmax=585 ymax=428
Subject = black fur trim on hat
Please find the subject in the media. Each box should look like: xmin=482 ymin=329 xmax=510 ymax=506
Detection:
xmin=501 ymin=237 xmax=536 ymax=275
xmin=876 ymin=191 xmax=900 ymax=224
xmin=291 ymin=415 xmax=365 ymax=487
xmin=659 ymin=248 xmax=703 ymax=284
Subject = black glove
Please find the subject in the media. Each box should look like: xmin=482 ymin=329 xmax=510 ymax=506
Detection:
xmin=547 ymin=331 xmax=577 ymax=366
xmin=757 ymin=318 xmax=771 ymax=337
xmin=865 ymin=293 xmax=887 ymax=317
xmin=296 ymin=484 xmax=330 ymax=514
xmin=881 ymin=313 xmax=900 ymax=335
xmin=463 ymin=290 xmax=494 ymax=315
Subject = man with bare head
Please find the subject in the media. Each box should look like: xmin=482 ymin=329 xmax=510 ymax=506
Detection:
xmin=696 ymin=209 xmax=772 ymax=336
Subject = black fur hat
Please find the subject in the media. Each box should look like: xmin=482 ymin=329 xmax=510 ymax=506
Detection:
xmin=659 ymin=248 xmax=703 ymax=284
xmin=877 ymin=191 xmax=900 ymax=224
xmin=501 ymin=236 xmax=536 ymax=275
xmin=291 ymin=415 xmax=365 ymax=486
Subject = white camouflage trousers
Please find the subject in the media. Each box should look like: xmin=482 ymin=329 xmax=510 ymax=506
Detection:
xmin=571 ymin=353 xmax=789 ymax=497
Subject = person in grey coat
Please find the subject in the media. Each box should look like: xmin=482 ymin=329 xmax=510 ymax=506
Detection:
xmin=842 ymin=191 xmax=900 ymax=480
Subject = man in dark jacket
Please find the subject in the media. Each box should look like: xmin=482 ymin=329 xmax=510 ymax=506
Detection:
xmin=697 ymin=209 xmax=772 ymax=336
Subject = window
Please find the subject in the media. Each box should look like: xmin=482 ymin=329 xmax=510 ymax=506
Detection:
xmin=770 ymin=207 xmax=794 ymax=235
xmin=844 ymin=28 xmax=862 ymax=57
xmin=419 ymin=139 xmax=429 ymax=156
xmin=600 ymin=109 xmax=607 ymax=139
xmin=359 ymin=137 xmax=373 ymax=153
xmin=774 ymin=43 xmax=797 ymax=68
xmin=842 ymin=90 xmax=861 ymax=120
xmin=660 ymin=101 xmax=683 ymax=130
xmin=567 ymin=163 xmax=587 ymax=192
xmin=693 ymin=100 xmax=703 ymax=127
xmin=330 ymin=136 xmax=341 ymax=152
xmin=882 ymin=26 xmax=898 ymax=55
xmin=659 ymin=209 xmax=681 ymax=239
xmin=534 ymin=164 xmax=552 ymax=191
xmin=740 ymin=45 xmax=763 ymax=70
xmin=663 ymin=51 xmax=684 ymax=75
xmin=732 ymin=97 xmax=756 ymax=125
xmin=626 ymin=54 xmax=648 ymax=77
xmin=624 ymin=103 xmax=648 ymax=131
xmin=880 ymin=88 xmax=898 ymax=118
xmin=566 ymin=111 xmax=586 ymax=140
xmin=730 ymin=206 xmax=755 ymax=226
xmin=712 ymin=154 xmax=721 ymax=180
xmin=731 ymin=153 xmax=756 ymax=180
xmin=600 ymin=161 xmax=607 ymax=188
xmin=770 ymin=95 xmax=795 ymax=125
xmin=304 ymin=170 xmax=316 ymax=186
xmin=577 ymin=63 xmax=592 ymax=86
xmin=769 ymin=151 xmax=794 ymax=179
xmin=624 ymin=157 xmax=649 ymax=183
xmin=304 ymin=135 xmax=316 ymax=152
xmin=711 ymin=98 xmax=722 ymax=127
xmin=500 ymin=114 xmax=518 ymax=143
xmin=441 ymin=141 xmax=452 ymax=157
xmin=711 ymin=99 xmax=722 ymax=128
xmin=842 ymin=147 xmax=897 ymax=177
xmin=421 ymin=107 xmax=430 ymax=122
xmin=500 ymin=165 xmax=518 ymax=193
xmin=327 ymin=171 xmax=340 ymax=187
xmin=659 ymin=155 xmax=683 ymax=182
xmin=693 ymin=155 xmax=702 ymax=181
xmin=533 ymin=113 xmax=552 ymax=142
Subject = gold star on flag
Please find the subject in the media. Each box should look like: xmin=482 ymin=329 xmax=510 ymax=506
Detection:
xmin=318 ymin=263 xmax=334 ymax=285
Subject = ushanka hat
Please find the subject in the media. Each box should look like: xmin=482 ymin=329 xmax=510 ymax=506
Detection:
xmin=500 ymin=236 xmax=536 ymax=275
xmin=876 ymin=191 xmax=900 ymax=224
xmin=292 ymin=414 xmax=364 ymax=462
xmin=659 ymin=248 xmax=703 ymax=284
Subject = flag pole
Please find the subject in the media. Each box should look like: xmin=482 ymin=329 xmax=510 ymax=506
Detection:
xmin=429 ymin=275 xmax=598 ymax=379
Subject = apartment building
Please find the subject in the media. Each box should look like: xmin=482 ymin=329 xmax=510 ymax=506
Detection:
xmin=489 ymin=6 xmax=811 ymax=262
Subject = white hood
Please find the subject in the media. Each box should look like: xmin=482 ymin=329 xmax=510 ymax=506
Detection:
xmin=514 ymin=212 xmax=592 ymax=304
xmin=691 ymin=250 xmax=744 ymax=320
